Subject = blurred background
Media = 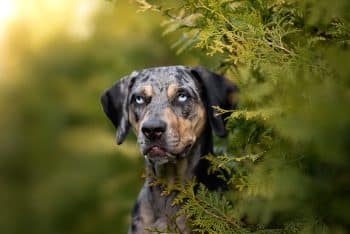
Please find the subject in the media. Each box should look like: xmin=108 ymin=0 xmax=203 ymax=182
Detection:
xmin=0 ymin=1 xmax=208 ymax=233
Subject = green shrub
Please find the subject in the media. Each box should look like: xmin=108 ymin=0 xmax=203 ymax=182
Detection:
xmin=136 ymin=0 xmax=350 ymax=233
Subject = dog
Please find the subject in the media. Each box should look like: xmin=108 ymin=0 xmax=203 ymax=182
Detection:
xmin=100 ymin=66 xmax=237 ymax=233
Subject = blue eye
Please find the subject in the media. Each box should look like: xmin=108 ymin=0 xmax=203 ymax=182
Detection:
xmin=135 ymin=96 xmax=145 ymax=104
xmin=177 ymin=93 xmax=188 ymax=102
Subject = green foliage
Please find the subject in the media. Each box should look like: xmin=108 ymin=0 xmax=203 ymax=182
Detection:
xmin=136 ymin=0 xmax=350 ymax=233
xmin=174 ymin=182 xmax=244 ymax=233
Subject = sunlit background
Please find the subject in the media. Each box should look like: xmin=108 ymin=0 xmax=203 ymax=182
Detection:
xmin=0 ymin=1 xmax=205 ymax=233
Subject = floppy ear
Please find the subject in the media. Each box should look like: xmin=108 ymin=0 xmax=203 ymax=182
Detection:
xmin=100 ymin=75 xmax=135 ymax=145
xmin=189 ymin=66 xmax=238 ymax=137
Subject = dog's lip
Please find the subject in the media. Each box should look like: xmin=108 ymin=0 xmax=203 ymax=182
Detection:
xmin=145 ymin=145 xmax=167 ymax=157
xmin=144 ymin=143 xmax=194 ymax=159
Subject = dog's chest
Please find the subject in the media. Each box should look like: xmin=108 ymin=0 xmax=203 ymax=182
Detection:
xmin=134 ymin=184 xmax=189 ymax=233
xmin=144 ymin=185 xmax=179 ymax=220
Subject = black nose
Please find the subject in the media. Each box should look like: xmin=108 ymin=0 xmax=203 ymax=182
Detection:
xmin=141 ymin=119 xmax=166 ymax=140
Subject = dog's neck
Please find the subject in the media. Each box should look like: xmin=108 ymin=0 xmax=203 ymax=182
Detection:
xmin=145 ymin=126 xmax=213 ymax=185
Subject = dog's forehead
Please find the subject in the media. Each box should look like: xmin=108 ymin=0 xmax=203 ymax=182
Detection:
xmin=131 ymin=66 xmax=197 ymax=92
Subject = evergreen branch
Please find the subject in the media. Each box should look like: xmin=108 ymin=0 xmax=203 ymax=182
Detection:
xmin=180 ymin=184 xmax=242 ymax=229
xmin=265 ymin=41 xmax=294 ymax=54
xmin=196 ymin=0 xmax=236 ymax=30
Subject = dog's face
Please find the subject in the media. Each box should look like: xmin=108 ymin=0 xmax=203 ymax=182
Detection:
xmin=128 ymin=68 xmax=206 ymax=162
xmin=101 ymin=66 xmax=237 ymax=163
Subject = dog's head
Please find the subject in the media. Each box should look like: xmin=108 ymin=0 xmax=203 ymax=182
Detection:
xmin=101 ymin=66 xmax=237 ymax=163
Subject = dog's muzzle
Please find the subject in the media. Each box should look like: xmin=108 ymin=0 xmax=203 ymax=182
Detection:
xmin=141 ymin=119 xmax=169 ymax=160
xmin=140 ymin=119 xmax=194 ymax=163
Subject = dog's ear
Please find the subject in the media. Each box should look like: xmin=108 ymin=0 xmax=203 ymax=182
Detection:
xmin=189 ymin=66 xmax=238 ymax=137
xmin=100 ymin=75 xmax=135 ymax=145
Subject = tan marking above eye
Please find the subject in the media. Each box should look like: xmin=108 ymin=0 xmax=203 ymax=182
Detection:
xmin=167 ymin=84 xmax=178 ymax=99
xmin=142 ymin=85 xmax=153 ymax=97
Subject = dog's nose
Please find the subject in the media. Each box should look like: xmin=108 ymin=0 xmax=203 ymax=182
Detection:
xmin=141 ymin=119 xmax=166 ymax=140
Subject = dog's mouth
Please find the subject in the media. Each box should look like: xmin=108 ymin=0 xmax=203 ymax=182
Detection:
xmin=144 ymin=143 xmax=193 ymax=162
xmin=146 ymin=146 xmax=167 ymax=158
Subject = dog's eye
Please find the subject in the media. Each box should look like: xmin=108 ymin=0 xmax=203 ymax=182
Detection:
xmin=177 ymin=93 xmax=188 ymax=103
xmin=135 ymin=95 xmax=145 ymax=105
